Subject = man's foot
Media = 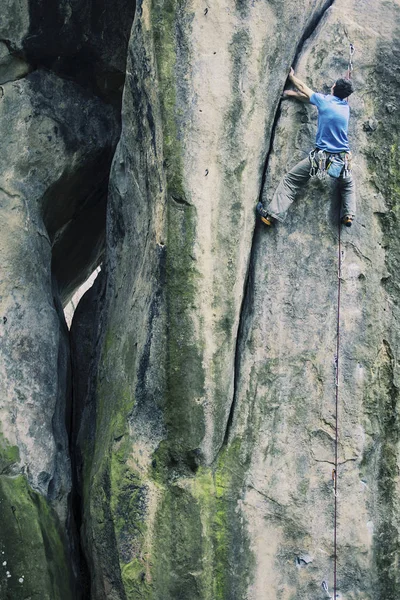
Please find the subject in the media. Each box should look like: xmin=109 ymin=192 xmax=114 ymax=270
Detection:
xmin=256 ymin=202 xmax=274 ymax=226
xmin=342 ymin=215 xmax=353 ymax=227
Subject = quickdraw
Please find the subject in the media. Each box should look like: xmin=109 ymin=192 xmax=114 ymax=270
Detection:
xmin=309 ymin=149 xmax=318 ymax=177
xmin=343 ymin=151 xmax=352 ymax=178
xmin=317 ymin=150 xmax=328 ymax=179
xmin=308 ymin=149 xmax=328 ymax=180
xmin=347 ymin=43 xmax=355 ymax=79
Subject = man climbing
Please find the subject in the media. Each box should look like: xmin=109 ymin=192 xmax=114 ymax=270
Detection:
xmin=257 ymin=68 xmax=356 ymax=227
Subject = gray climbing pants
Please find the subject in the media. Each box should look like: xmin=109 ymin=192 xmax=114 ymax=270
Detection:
xmin=266 ymin=155 xmax=356 ymax=223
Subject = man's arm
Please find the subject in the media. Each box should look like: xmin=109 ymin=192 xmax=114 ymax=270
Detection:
xmin=282 ymin=89 xmax=310 ymax=103
xmin=288 ymin=68 xmax=315 ymax=99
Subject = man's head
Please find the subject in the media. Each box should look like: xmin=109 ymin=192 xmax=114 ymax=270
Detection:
xmin=331 ymin=78 xmax=354 ymax=100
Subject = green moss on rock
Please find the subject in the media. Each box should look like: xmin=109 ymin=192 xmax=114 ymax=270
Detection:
xmin=150 ymin=439 xmax=254 ymax=600
xmin=0 ymin=432 xmax=20 ymax=474
xmin=153 ymin=484 xmax=203 ymax=600
xmin=110 ymin=436 xmax=151 ymax=597
xmin=0 ymin=475 xmax=73 ymax=600
xmin=152 ymin=0 xmax=187 ymax=199
xmin=165 ymin=202 xmax=206 ymax=453
xmin=152 ymin=0 xmax=206 ymax=454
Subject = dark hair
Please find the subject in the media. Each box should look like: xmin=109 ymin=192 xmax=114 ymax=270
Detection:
xmin=333 ymin=78 xmax=354 ymax=99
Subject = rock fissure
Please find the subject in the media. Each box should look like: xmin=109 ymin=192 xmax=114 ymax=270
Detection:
xmin=258 ymin=0 xmax=336 ymax=206
xmin=247 ymin=485 xmax=284 ymax=506
xmin=223 ymin=0 xmax=338 ymax=455
xmin=219 ymin=260 xmax=253 ymax=452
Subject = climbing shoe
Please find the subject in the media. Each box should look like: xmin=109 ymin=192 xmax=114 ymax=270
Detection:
xmin=256 ymin=202 xmax=274 ymax=226
xmin=342 ymin=215 xmax=353 ymax=227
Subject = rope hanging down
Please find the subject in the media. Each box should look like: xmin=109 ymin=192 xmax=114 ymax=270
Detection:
xmin=333 ymin=216 xmax=342 ymax=600
xmin=331 ymin=43 xmax=354 ymax=600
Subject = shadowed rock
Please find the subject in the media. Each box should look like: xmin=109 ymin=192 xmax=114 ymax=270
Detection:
xmin=0 ymin=69 xmax=118 ymax=598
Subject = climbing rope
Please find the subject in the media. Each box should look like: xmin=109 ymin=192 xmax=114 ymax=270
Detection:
xmin=330 ymin=43 xmax=354 ymax=599
xmin=333 ymin=215 xmax=342 ymax=600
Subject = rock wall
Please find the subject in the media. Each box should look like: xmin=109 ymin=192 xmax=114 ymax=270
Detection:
xmin=0 ymin=1 xmax=132 ymax=598
xmin=238 ymin=2 xmax=400 ymax=597
xmin=75 ymin=0 xmax=400 ymax=599
xmin=2 ymin=0 xmax=400 ymax=598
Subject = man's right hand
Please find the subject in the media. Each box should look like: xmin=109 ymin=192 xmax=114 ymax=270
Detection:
xmin=286 ymin=70 xmax=314 ymax=100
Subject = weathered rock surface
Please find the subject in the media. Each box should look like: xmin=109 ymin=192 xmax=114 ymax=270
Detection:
xmin=240 ymin=2 xmax=400 ymax=597
xmin=0 ymin=0 xmax=136 ymax=597
xmin=1 ymin=0 xmax=135 ymax=101
xmin=74 ymin=0 xmax=400 ymax=598
xmin=2 ymin=0 xmax=400 ymax=598
xmin=0 ymin=70 xmax=118 ymax=597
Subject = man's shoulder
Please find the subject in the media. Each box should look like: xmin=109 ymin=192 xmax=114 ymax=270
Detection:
xmin=310 ymin=92 xmax=326 ymax=106
xmin=311 ymin=93 xmax=349 ymax=108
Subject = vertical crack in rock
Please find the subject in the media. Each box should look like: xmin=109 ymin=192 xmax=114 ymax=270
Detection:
xmin=221 ymin=0 xmax=337 ymax=450
xmin=69 ymin=336 xmax=90 ymax=599
xmin=257 ymin=0 xmax=336 ymax=205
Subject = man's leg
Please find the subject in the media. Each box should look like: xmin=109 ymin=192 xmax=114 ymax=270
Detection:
xmin=338 ymin=173 xmax=356 ymax=219
xmin=265 ymin=157 xmax=312 ymax=222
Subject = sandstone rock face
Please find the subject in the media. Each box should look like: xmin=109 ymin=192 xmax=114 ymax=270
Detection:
xmin=1 ymin=0 xmax=135 ymax=100
xmin=0 ymin=0 xmax=30 ymax=84
xmin=2 ymin=0 xmax=400 ymax=598
xmin=76 ymin=0 xmax=399 ymax=598
xmin=241 ymin=2 xmax=400 ymax=597
xmin=0 ymin=58 xmax=119 ymax=600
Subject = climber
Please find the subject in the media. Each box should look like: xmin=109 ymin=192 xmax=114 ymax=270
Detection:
xmin=256 ymin=68 xmax=356 ymax=227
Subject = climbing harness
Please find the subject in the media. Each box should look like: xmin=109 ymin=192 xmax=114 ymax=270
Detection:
xmin=309 ymin=150 xmax=352 ymax=180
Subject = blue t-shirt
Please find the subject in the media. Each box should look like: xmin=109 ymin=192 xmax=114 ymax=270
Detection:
xmin=309 ymin=93 xmax=350 ymax=153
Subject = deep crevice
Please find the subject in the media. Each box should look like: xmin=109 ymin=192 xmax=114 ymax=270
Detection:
xmin=221 ymin=241 xmax=255 ymax=449
xmin=296 ymin=0 xmax=336 ymax=64
xmin=22 ymin=0 xmax=137 ymax=107
xmin=221 ymin=0 xmax=337 ymax=449
xmin=68 ymin=342 xmax=91 ymax=600
xmin=66 ymin=274 xmax=106 ymax=600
